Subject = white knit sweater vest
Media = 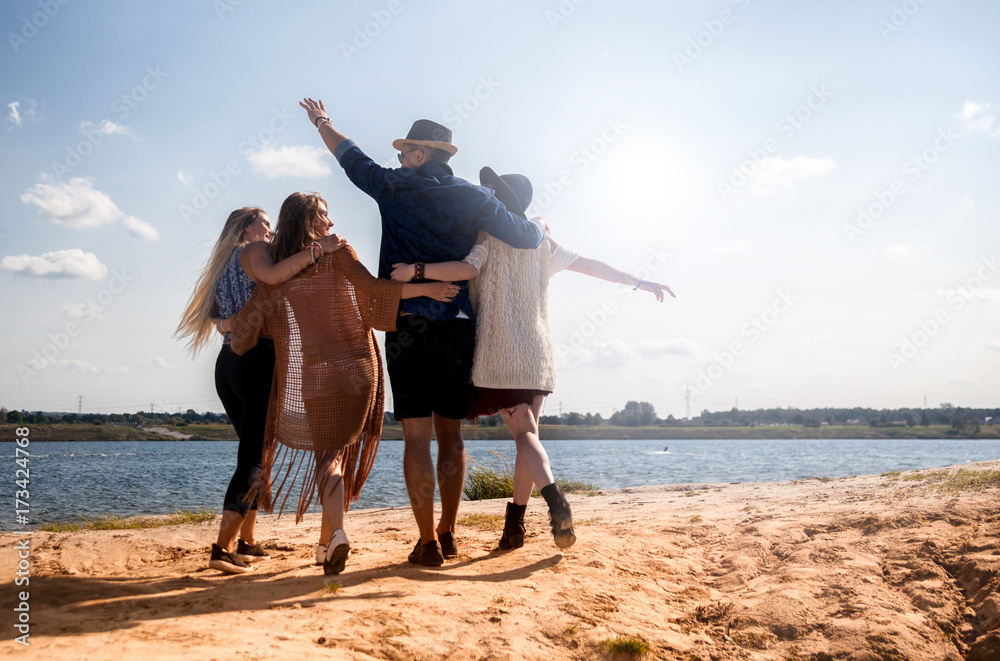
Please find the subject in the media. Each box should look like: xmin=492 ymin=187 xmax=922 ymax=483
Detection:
xmin=470 ymin=236 xmax=558 ymax=390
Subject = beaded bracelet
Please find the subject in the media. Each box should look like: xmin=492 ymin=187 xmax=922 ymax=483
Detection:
xmin=308 ymin=242 xmax=323 ymax=263
xmin=414 ymin=262 xmax=425 ymax=280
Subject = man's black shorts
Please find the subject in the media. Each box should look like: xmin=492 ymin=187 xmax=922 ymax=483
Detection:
xmin=384 ymin=315 xmax=474 ymax=420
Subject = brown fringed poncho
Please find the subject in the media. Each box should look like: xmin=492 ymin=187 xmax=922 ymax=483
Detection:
xmin=229 ymin=246 xmax=403 ymax=521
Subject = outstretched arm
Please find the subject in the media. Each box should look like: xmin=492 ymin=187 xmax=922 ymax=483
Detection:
xmin=240 ymin=235 xmax=348 ymax=286
xmin=391 ymin=261 xmax=478 ymax=282
xmin=566 ymin=256 xmax=675 ymax=302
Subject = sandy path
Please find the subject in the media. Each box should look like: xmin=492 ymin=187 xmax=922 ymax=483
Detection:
xmin=4 ymin=461 xmax=1000 ymax=659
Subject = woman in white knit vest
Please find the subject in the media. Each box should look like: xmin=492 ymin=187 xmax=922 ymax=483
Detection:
xmin=390 ymin=167 xmax=674 ymax=551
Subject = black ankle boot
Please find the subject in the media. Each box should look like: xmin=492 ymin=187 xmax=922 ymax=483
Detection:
xmin=498 ymin=502 xmax=526 ymax=550
xmin=540 ymin=484 xmax=576 ymax=549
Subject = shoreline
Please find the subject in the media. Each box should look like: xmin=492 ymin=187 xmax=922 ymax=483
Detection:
xmin=2 ymin=422 xmax=996 ymax=442
xmin=4 ymin=461 xmax=1000 ymax=659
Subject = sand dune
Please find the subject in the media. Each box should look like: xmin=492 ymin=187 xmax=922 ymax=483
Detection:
xmin=4 ymin=461 xmax=1000 ymax=659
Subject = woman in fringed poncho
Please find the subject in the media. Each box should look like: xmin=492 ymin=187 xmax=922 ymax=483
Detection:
xmin=224 ymin=192 xmax=459 ymax=575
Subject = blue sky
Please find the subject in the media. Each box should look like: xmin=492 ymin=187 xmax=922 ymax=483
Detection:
xmin=1 ymin=0 xmax=998 ymax=417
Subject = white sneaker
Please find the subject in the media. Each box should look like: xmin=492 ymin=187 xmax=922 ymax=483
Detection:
xmin=315 ymin=543 xmax=327 ymax=566
xmin=324 ymin=529 xmax=351 ymax=576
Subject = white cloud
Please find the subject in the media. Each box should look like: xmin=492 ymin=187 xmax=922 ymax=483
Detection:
xmin=56 ymin=359 xmax=129 ymax=374
xmin=986 ymin=341 xmax=1000 ymax=352
xmin=884 ymin=243 xmax=927 ymax=260
xmin=636 ymin=338 xmax=698 ymax=358
xmin=78 ymin=119 xmax=135 ymax=138
xmin=8 ymin=102 xmax=21 ymax=127
xmin=176 ymin=170 xmax=193 ymax=187
xmin=0 ymin=249 xmax=108 ymax=279
xmin=123 ymin=215 xmax=160 ymax=241
xmin=20 ymin=175 xmax=158 ymax=240
xmin=147 ymin=356 xmax=175 ymax=369
xmin=590 ymin=339 xmax=632 ymax=369
xmin=959 ymin=100 xmax=999 ymax=137
xmin=65 ymin=302 xmax=103 ymax=320
xmin=713 ymin=242 xmax=750 ymax=256
xmin=246 ymin=145 xmax=332 ymax=178
xmin=7 ymin=99 xmax=38 ymax=129
xmin=751 ymin=155 xmax=836 ymax=195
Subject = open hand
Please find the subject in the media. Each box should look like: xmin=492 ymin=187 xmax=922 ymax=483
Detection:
xmin=641 ymin=280 xmax=675 ymax=303
xmin=423 ymin=282 xmax=460 ymax=302
xmin=299 ymin=97 xmax=328 ymax=126
xmin=319 ymin=233 xmax=348 ymax=253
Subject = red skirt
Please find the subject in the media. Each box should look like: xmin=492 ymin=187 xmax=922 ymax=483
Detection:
xmin=467 ymin=386 xmax=552 ymax=419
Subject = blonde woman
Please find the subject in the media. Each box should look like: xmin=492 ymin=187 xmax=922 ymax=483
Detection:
xmin=178 ymin=206 xmax=345 ymax=574
xmin=224 ymin=192 xmax=459 ymax=575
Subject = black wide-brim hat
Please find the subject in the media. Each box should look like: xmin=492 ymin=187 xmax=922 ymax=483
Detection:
xmin=392 ymin=119 xmax=458 ymax=156
xmin=479 ymin=167 xmax=532 ymax=220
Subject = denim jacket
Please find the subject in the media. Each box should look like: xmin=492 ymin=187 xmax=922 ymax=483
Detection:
xmin=334 ymin=139 xmax=543 ymax=320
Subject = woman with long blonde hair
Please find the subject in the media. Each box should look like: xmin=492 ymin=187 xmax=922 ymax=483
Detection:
xmin=178 ymin=205 xmax=345 ymax=574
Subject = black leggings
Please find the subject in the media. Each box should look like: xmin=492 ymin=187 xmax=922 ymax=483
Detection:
xmin=215 ymin=340 xmax=274 ymax=515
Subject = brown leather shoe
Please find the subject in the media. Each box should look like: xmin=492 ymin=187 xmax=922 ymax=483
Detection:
xmin=407 ymin=540 xmax=444 ymax=566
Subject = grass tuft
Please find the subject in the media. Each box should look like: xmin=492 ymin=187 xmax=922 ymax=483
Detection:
xmin=458 ymin=513 xmax=505 ymax=529
xmin=41 ymin=508 xmax=216 ymax=532
xmin=323 ymin=581 xmax=341 ymax=594
xmin=463 ymin=448 xmax=598 ymax=500
xmin=601 ymin=634 xmax=652 ymax=657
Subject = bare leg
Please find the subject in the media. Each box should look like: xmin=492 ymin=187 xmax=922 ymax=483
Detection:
xmin=319 ymin=513 xmax=331 ymax=546
xmin=316 ymin=449 xmax=345 ymax=535
xmin=239 ymin=510 xmax=258 ymax=543
xmin=434 ymin=414 xmax=466 ymax=536
xmin=402 ymin=417 xmax=437 ymax=544
xmin=501 ymin=396 xmax=554 ymax=506
xmin=216 ymin=510 xmax=244 ymax=552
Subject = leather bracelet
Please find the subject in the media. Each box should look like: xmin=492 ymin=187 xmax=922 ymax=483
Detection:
xmin=314 ymin=116 xmax=332 ymax=128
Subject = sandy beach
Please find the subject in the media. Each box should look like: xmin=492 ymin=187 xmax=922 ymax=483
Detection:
xmin=4 ymin=460 xmax=1000 ymax=660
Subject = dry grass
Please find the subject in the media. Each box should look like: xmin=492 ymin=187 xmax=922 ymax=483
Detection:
xmin=41 ymin=508 xmax=216 ymax=532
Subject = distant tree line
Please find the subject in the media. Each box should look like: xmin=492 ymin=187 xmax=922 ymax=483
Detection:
xmin=4 ymin=402 xmax=997 ymax=430
xmin=0 ymin=407 xmax=228 ymax=427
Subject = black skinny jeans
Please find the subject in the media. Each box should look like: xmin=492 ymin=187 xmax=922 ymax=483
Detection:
xmin=215 ymin=340 xmax=274 ymax=515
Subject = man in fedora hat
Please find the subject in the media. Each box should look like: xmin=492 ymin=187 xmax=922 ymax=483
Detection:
xmin=299 ymin=98 xmax=544 ymax=566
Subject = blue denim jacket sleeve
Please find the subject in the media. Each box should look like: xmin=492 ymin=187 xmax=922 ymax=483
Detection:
xmin=333 ymin=139 xmax=389 ymax=200
xmin=476 ymin=196 xmax=544 ymax=249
